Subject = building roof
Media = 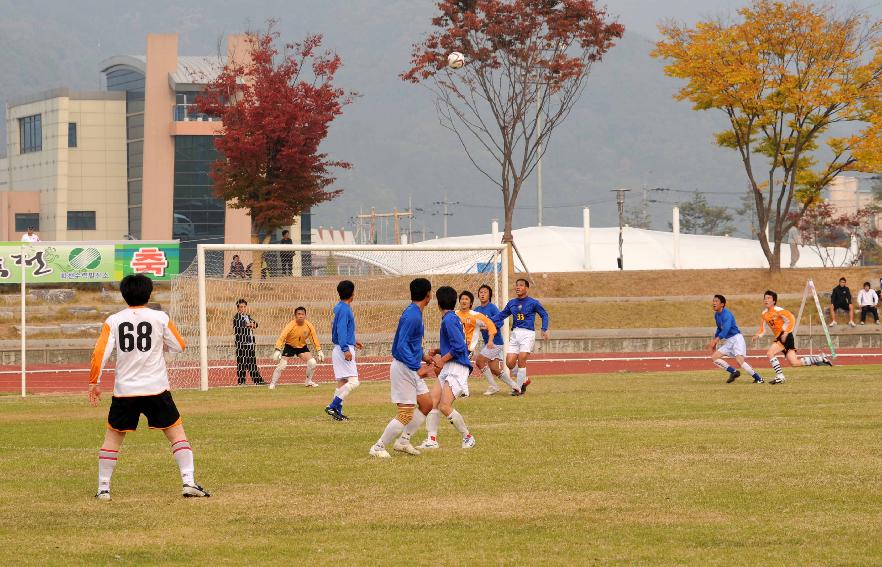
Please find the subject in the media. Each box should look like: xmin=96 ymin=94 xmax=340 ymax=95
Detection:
xmin=99 ymin=55 xmax=227 ymax=89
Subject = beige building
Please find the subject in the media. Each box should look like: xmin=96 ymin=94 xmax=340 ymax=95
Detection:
xmin=827 ymin=175 xmax=882 ymax=234
xmin=1 ymin=89 xmax=128 ymax=241
xmin=0 ymin=33 xmax=309 ymax=271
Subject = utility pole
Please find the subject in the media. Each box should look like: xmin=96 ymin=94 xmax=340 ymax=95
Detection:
xmin=433 ymin=196 xmax=459 ymax=238
xmin=537 ymin=101 xmax=543 ymax=227
xmin=612 ymin=188 xmax=631 ymax=270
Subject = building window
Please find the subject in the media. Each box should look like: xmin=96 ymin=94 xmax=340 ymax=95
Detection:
xmin=68 ymin=123 xmax=77 ymax=148
xmin=15 ymin=213 xmax=40 ymax=232
xmin=19 ymin=114 xmax=42 ymax=153
xmin=67 ymin=211 xmax=96 ymax=230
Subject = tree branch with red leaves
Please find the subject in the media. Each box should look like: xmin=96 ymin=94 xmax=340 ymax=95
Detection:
xmin=198 ymin=24 xmax=355 ymax=242
xmin=402 ymin=0 xmax=623 ymax=244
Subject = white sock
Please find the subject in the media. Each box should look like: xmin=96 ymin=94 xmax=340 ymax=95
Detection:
xmin=171 ymin=440 xmax=195 ymax=486
xmin=305 ymin=360 xmax=316 ymax=382
xmin=426 ymin=409 xmax=441 ymax=440
xmin=271 ymin=359 xmax=287 ymax=386
xmin=399 ymin=410 xmax=426 ymax=442
xmin=497 ymin=367 xmax=517 ymax=389
xmin=98 ymin=447 xmax=118 ymax=491
xmin=800 ymin=355 xmax=822 ymax=366
xmin=447 ymin=409 xmax=470 ymax=436
xmin=516 ymin=368 xmax=527 ymax=389
xmin=481 ymin=367 xmax=497 ymax=388
xmin=712 ymin=358 xmax=730 ymax=371
xmin=377 ymin=418 xmax=405 ymax=449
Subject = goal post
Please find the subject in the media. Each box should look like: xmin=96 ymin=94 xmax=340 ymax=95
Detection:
xmin=171 ymin=243 xmax=509 ymax=391
xmin=794 ymin=278 xmax=836 ymax=358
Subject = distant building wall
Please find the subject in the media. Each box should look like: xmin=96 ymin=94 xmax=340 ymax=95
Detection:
xmin=1 ymin=89 xmax=126 ymax=241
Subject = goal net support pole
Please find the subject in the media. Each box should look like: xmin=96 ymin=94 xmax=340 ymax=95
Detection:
xmin=193 ymin=243 xmax=509 ymax=391
xmin=794 ymin=278 xmax=836 ymax=358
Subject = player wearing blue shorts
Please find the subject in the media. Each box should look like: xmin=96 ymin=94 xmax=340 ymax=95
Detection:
xmin=473 ymin=284 xmax=518 ymax=395
xmin=708 ymin=294 xmax=764 ymax=384
xmin=369 ymin=278 xmax=436 ymax=458
xmin=324 ymin=280 xmax=363 ymax=421
xmin=494 ymin=278 xmax=549 ymax=395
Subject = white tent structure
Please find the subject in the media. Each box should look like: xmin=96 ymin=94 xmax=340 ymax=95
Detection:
xmin=425 ymin=224 xmax=850 ymax=272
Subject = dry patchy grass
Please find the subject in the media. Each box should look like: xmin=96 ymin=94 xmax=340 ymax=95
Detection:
xmin=2 ymin=369 xmax=882 ymax=565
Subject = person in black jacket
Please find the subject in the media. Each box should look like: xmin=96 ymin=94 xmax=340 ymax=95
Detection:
xmin=233 ymin=299 xmax=265 ymax=384
xmin=279 ymin=229 xmax=294 ymax=276
xmin=828 ymin=277 xmax=856 ymax=327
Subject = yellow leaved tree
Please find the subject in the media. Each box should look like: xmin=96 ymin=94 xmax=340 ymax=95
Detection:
xmin=653 ymin=1 xmax=882 ymax=271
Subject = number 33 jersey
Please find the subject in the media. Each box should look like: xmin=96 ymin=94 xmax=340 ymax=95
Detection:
xmin=90 ymin=306 xmax=187 ymax=396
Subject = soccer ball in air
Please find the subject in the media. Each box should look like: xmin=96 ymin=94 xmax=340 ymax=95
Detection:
xmin=447 ymin=52 xmax=465 ymax=69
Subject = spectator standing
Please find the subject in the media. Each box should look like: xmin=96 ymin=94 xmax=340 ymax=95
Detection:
xmin=829 ymin=277 xmax=856 ymax=327
xmin=21 ymin=226 xmax=40 ymax=243
xmin=858 ymin=281 xmax=880 ymax=325
xmin=279 ymin=229 xmax=294 ymax=277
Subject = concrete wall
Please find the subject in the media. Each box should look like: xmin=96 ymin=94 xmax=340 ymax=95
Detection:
xmin=140 ymin=34 xmax=178 ymax=241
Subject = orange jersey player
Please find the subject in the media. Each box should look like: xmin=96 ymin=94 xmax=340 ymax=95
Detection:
xmin=269 ymin=306 xmax=325 ymax=389
xmin=455 ymin=290 xmax=499 ymax=355
xmin=752 ymin=290 xmax=832 ymax=384
xmin=89 ymin=274 xmax=209 ymax=501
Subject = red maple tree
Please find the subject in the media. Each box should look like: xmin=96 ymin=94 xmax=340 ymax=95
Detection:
xmin=198 ymin=26 xmax=354 ymax=243
xmin=402 ymin=1 xmax=623 ymax=256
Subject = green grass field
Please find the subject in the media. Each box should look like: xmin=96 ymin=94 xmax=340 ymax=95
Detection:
xmin=2 ymin=369 xmax=882 ymax=565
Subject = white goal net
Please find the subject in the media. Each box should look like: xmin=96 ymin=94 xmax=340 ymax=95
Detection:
xmin=168 ymin=244 xmax=508 ymax=390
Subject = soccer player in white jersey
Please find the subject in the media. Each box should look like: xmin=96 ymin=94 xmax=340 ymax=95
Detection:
xmin=416 ymin=285 xmax=476 ymax=450
xmin=89 ymin=274 xmax=209 ymax=500
xmin=369 ymin=278 xmax=435 ymax=458
xmin=269 ymin=306 xmax=325 ymax=389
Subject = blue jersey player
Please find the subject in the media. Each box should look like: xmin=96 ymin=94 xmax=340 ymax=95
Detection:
xmin=494 ymin=278 xmax=549 ymax=396
xmin=473 ymin=284 xmax=518 ymax=395
xmin=416 ymin=286 xmax=476 ymax=450
xmin=708 ymin=294 xmax=763 ymax=384
xmin=369 ymin=278 xmax=436 ymax=458
xmin=324 ymin=280 xmax=363 ymax=421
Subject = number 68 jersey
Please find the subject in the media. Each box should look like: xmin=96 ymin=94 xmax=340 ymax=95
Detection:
xmin=89 ymin=306 xmax=187 ymax=397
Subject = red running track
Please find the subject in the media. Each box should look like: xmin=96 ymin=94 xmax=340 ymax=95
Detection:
xmin=2 ymin=350 xmax=880 ymax=395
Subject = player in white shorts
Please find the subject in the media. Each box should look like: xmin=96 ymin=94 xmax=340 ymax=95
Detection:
xmin=369 ymin=278 xmax=436 ymax=458
xmin=416 ymin=286 xmax=476 ymax=450
xmin=493 ymin=278 xmax=549 ymax=395
xmin=465 ymin=287 xmax=518 ymax=395
xmin=709 ymin=294 xmax=764 ymax=384
xmin=324 ymin=280 xmax=362 ymax=421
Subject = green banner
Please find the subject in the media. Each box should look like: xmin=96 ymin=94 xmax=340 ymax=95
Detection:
xmin=0 ymin=241 xmax=179 ymax=283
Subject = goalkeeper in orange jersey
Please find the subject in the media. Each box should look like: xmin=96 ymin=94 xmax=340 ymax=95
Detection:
xmin=89 ymin=274 xmax=209 ymax=500
xmin=752 ymin=290 xmax=832 ymax=384
xmin=269 ymin=306 xmax=325 ymax=389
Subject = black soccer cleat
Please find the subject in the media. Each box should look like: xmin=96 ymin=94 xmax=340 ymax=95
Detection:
xmin=325 ymin=406 xmax=344 ymax=421
xmin=182 ymin=483 xmax=211 ymax=498
xmin=520 ymin=377 xmax=531 ymax=395
xmin=510 ymin=388 xmax=521 ymax=397
xmin=95 ymin=490 xmax=111 ymax=501
xmin=726 ymin=370 xmax=741 ymax=384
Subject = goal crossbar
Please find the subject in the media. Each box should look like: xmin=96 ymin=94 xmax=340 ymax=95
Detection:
xmin=194 ymin=242 xmax=509 ymax=391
